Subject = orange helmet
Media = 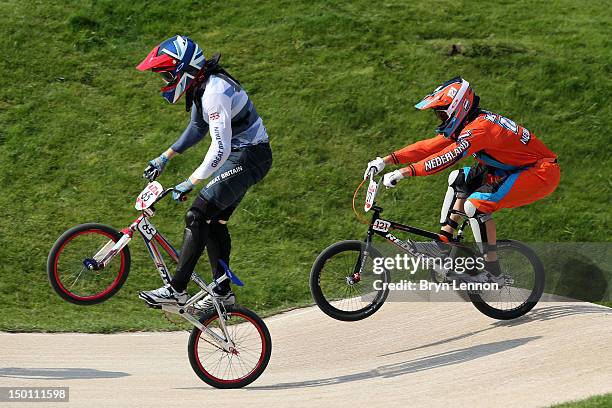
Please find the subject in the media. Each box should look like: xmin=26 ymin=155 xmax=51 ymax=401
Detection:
xmin=415 ymin=77 xmax=479 ymax=138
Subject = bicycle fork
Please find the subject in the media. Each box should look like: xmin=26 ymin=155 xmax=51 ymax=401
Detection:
xmin=92 ymin=213 xmax=150 ymax=269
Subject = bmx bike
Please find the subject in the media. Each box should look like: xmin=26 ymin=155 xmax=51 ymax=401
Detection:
xmin=47 ymin=181 xmax=271 ymax=388
xmin=310 ymin=170 xmax=544 ymax=321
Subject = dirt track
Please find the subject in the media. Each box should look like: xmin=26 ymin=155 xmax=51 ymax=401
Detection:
xmin=1 ymin=301 xmax=610 ymax=408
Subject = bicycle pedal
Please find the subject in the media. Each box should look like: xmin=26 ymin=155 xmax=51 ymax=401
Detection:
xmin=144 ymin=301 xmax=162 ymax=309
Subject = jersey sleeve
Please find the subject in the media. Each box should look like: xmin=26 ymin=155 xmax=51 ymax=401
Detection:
xmin=407 ymin=126 xmax=489 ymax=176
xmin=170 ymin=106 xmax=210 ymax=153
xmin=191 ymin=92 xmax=233 ymax=180
xmin=390 ymin=135 xmax=453 ymax=164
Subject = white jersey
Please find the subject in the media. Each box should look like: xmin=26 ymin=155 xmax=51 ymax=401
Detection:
xmin=171 ymin=74 xmax=268 ymax=180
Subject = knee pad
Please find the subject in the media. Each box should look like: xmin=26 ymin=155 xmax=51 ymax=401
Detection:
xmin=175 ymin=207 xmax=210 ymax=289
xmin=448 ymin=168 xmax=462 ymax=186
xmin=185 ymin=208 xmax=206 ymax=229
xmin=440 ymin=169 xmax=466 ymax=225
xmin=464 ymin=199 xmax=477 ymax=218
xmin=465 ymin=200 xmax=493 ymax=222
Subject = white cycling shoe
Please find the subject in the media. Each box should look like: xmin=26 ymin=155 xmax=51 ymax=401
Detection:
xmin=139 ymin=284 xmax=189 ymax=306
xmin=195 ymin=291 xmax=236 ymax=311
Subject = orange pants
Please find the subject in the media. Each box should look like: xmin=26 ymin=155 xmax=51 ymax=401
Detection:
xmin=467 ymin=160 xmax=560 ymax=214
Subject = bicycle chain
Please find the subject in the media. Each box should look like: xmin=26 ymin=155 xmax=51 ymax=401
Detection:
xmin=160 ymin=304 xmax=228 ymax=333
xmin=161 ymin=310 xmax=194 ymax=333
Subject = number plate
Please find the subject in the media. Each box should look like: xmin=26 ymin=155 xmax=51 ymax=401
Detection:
xmin=137 ymin=217 xmax=157 ymax=241
xmin=135 ymin=181 xmax=163 ymax=210
xmin=364 ymin=178 xmax=379 ymax=212
xmin=373 ymin=219 xmax=391 ymax=232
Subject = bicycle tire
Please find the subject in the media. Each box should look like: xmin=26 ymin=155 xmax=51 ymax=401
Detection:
xmin=468 ymin=239 xmax=544 ymax=320
xmin=47 ymin=223 xmax=131 ymax=305
xmin=310 ymin=240 xmax=390 ymax=321
xmin=188 ymin=306 xmax=272 ymax=388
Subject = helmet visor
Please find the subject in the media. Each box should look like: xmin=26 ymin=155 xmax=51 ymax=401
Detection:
xmin=158 ymin=71 xmax=176 ymax=84
xmin=434 ymin=108 xmax=449 ymax=123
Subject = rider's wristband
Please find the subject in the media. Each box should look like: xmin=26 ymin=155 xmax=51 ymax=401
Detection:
xmin=390 ymin=152 xmax=400 ymax=165
xmin=406 ymin=164 xmax=416 ymax=177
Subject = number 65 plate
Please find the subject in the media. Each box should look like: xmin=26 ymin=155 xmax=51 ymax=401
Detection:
xmin=135 ymin=181 xmax=163 ymax=210
xmin=137 ymin=217 xmax=157 ymax=241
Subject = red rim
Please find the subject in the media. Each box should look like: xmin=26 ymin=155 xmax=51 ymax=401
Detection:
xmin=53 ymin=229 xmax=126 ymax=301
xmin=194 ymin=312 xmax=267 ymax=385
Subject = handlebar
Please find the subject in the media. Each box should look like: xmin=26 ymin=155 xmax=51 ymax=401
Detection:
xmin=151 ymin=187 xmax=188 ymax=207
xmin=367 ymin=168 xmax=398 ymax=186
xmin=155 ymin=188 xmax=174 ymax=203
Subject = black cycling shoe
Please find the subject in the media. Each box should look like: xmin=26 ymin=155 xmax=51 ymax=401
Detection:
xmin=484 ymin=259 xmax=502 ymax=277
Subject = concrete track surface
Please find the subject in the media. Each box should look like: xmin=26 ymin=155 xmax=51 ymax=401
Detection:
xmin=1 ymin=301 xmax=611 ymax=408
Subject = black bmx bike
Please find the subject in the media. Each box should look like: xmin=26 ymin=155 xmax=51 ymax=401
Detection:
xmin=310 ymin=171 xmax=545 ymax=321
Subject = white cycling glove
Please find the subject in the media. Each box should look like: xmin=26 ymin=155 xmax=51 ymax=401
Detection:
xmin=383 ymin=170 xmax=405 ymax=188
xmin=364 ymin=157 xmax=386 ymax=179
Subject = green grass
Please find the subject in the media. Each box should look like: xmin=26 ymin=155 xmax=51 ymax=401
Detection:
xmin=550 ymin=393 xmax=612 ymax=408
xmin=0 ymin=0 xmax=610 ymax=332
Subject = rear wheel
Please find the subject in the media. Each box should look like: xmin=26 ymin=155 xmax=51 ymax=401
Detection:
xmin=310 ymin=240 xmax=390 ymax=321
xmin=468 ymin=240 xmax=544 ymax=320
xmin=47 ymin=223 xmax=130 ymax=305
xmin=188 ymin=306 xmax=271 ymax=388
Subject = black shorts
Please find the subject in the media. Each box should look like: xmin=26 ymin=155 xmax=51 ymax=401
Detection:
xmin=199 ymin=142 xmax=272 ymax=218
xmin=455 ymin=163 xmax=512 ymax=199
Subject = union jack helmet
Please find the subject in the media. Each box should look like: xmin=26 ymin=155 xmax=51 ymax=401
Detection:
xmin=415 ymin=77 xmax=478 ymax=138
xmin=137 ymin=35 xmax=205 ymax=104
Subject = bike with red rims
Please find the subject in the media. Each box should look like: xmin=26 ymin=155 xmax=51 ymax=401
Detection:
xmin=47 ymin=182 xmax=272 ymax=388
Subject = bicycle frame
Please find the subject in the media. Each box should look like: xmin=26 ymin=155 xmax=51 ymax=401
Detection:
xmin=359 ymin=173 xmax=475 ymax=270
xmin=365 ymin=205 xmax=469 ymax=250
xmin=93 ymin=190 xmax=238 ymax=352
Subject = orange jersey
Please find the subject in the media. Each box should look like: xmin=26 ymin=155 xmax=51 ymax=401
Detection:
xmin=391 ymin=111 xmax=557 ymax=176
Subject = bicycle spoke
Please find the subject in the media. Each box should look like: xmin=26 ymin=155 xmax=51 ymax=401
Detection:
xmin=68 ymin=267 xmax=88 ymax=289
xmin=474 ymin=243 xmax=539 ymax=314
xmin=318 ymin=246 xmax=385 ymax=314
xmin=54 ymin=230 xmax=124 ymax=299
xmin=195 ymin=313 xmax=264 ymax=382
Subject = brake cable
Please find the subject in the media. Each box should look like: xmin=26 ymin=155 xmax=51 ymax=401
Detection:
xmin=352 ymin=178 xmax=371 ymax=225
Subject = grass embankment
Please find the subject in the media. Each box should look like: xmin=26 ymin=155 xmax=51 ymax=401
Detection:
xmin=0 ymin=0 xmax=610 ymax=331
xmin=550 ymin=393 xmax=612 ymax=408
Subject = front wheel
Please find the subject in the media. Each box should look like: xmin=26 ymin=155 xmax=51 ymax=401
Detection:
xmin=310 ymin=240 xmax=390 ymax=321
xmin=47 ymin=223 xmax=131 ymax=305
xmin=468 ymin=239 xmax=544 ymax=320
xmin=188 ymin=306 xmax=272 ymax=389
